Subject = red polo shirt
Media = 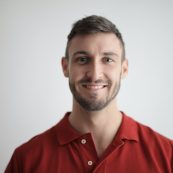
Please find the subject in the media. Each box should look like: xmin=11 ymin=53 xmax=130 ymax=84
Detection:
xmin=5 ymin=112 xmax=173 ymax=173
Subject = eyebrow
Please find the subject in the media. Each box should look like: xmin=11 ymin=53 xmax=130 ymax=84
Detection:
xmin=103 ymin=52 xmax=119 ymax=57
xmin=72 ymin=51 xmax=90 ymax=58
xmin=72 ymin=51 xmax=119 ymax=58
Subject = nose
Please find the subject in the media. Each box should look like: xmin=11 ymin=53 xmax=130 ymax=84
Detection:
xmin=86 ymin=61 xmax=103 ymax=81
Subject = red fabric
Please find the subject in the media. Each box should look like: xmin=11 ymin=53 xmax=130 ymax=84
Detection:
xmin=5 ymin=112 xmax=173 ymax=173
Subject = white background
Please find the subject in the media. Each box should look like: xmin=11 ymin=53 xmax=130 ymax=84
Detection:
xmin=1 ymin=0 xmax=173 ymax=172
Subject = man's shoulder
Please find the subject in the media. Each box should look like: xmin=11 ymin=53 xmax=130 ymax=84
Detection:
xmin=125 ymin=114 xmax=173 ymax=149
xmin=13 ymin=113 xmax=71 ymax=158
xmin=15 ymin=121 xmax=60 ymax=157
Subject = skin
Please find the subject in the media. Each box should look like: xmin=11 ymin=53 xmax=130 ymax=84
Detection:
xmin=61 ymin=33 xmax=128 ymax=157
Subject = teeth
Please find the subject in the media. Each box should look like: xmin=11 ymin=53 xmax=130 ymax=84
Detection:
xmin=84 ymin=85 xmax=105 ymax=89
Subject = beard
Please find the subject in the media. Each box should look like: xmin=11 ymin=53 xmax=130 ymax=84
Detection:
xmin=69 ymin=76 xmax=121 ymax=111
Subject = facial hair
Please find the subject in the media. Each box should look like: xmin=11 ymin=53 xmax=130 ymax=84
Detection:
xmin=69 ymin=74 xmax=121 ymax=111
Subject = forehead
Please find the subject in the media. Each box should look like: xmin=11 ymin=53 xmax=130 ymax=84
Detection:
xmin=68 ymin=33 xmax=123 ymax=57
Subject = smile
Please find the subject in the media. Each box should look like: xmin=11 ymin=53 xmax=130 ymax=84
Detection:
xmin=82 ymin=84 xmax=108 ymax=90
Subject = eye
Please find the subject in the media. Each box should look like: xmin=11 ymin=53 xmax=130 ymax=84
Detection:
xmin=77 ymin=56 xmax=89 ymax=64
xmin=103 ymin=57 xmax=114 ymax=63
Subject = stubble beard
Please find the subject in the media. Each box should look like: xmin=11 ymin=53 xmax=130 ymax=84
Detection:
xmin=69 ymin=77 xmax=121 ymax=111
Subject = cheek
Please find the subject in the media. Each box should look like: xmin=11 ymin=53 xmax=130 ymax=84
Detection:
xmin=69 ymin=68 xmax=85 ymax=82
xmin=106 ymin=68 xmax=122 ymax=84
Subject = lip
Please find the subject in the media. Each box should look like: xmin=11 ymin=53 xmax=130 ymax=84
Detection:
xmin=82 ymin=84 xmax=108 ymax=90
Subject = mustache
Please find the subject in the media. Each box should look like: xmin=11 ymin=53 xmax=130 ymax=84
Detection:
xmin=79 ymin=78 xmax=111 ymax=85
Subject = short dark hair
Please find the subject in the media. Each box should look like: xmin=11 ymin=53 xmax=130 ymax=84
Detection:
xmin=65 ymin=15 xmax=125 ymax=60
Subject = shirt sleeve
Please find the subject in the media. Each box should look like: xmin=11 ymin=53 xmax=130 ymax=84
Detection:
xmin=4 ymin=149 xmax=21 ymax=173
xmin=172 ymin=140 xmax=173 ymax=173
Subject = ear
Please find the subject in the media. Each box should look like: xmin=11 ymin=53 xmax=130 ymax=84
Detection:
xmin=61 ymin=57 xmax=69 ymax=77
xmin=121 ymin=59 xmax=128 ymax=79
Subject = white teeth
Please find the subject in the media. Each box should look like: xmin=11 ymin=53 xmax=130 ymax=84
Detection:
xmin=84 ymin=85 xmax=105 ymax=89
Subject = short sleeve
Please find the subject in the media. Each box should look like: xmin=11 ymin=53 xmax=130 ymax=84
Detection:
xmin=172 ymin=140 xmax=173 ymax=173
xmin=4 ymin=149 xmax=21 ymax=173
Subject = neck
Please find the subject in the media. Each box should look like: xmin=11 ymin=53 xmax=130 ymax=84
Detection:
xmin=69 ymin=99 xmax=122 ymax=157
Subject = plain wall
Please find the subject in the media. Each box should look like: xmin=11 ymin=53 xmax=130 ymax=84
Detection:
xmin=1 ymin=0 xmax=173 ymax=172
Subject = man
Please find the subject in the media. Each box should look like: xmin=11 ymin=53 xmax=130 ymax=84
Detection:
xmin=5 ymin=15 xmax=173 ymax=173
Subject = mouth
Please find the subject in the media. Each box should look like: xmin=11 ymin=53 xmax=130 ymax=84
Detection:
xmin=82 ymin=84 xmax=108 ymax=90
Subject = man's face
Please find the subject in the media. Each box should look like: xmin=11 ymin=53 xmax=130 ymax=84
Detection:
xmin=62 ymin=33 xmax=128 ymax=111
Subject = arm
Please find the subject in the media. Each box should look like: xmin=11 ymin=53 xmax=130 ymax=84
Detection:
xmin=4 ymin=150 xmax=21 ymax=173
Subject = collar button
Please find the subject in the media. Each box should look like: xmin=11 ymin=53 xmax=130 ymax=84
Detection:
xmin=81 ymin=139 xmax=87 ymax=144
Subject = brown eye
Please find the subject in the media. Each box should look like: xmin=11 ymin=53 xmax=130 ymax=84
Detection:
xmin=103 ymin=57 xmax=113 ymax=63
xmin=77 ymin=57 xmax=89 ymax=64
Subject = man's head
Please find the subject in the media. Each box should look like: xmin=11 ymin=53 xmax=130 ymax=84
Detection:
xmin=65 ymin=15 xmax=125 ymax=61
xmin=62 ymin=15 xmax=128 ymax=111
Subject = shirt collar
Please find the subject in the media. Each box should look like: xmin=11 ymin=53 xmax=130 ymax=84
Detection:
xmin=112 ymin=112 xmax=139 ymax=146
xmin=54 ymin=112 xmax=84 ymax=145
xmin=54 ymin=112 xmax=139 ymax=145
